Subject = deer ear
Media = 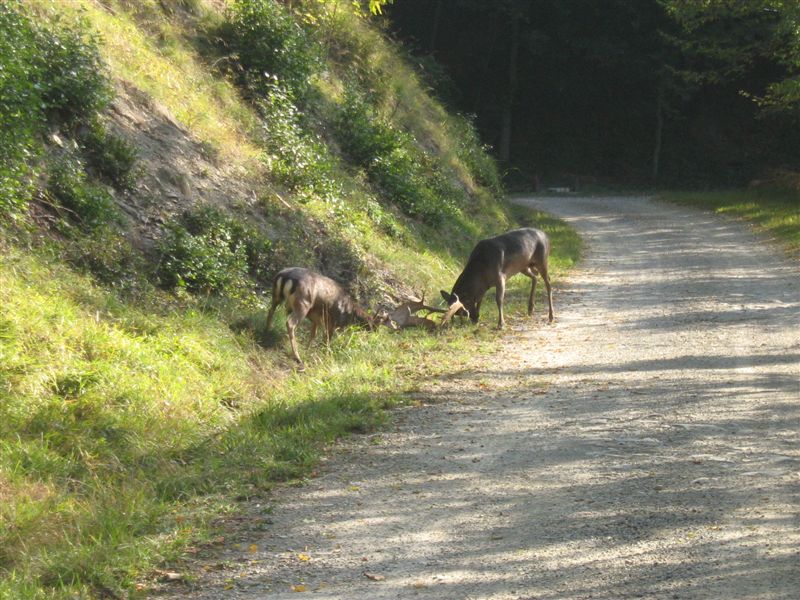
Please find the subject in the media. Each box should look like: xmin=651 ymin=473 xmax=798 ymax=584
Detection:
xmin=440 ymin=290 xmax=452 ymax=303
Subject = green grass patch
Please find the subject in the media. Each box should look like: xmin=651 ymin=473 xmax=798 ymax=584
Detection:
xmin=661 ymin=189 xmax=800 ymax=257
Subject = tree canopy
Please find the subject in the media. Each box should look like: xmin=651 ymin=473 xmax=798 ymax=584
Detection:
xmin=388 ymin=0 xmax=800 ymax=187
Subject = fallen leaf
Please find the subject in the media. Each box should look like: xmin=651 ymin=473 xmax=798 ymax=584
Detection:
xmin=364 ymin=572 xmax=386 ymax=581
xmin=298 ymin=553 xmax=311 ymax=562
xmin=248 ymin=544 xmax=258 ymax=553
xmin=292 ymin=584 xmax=307 ymax=592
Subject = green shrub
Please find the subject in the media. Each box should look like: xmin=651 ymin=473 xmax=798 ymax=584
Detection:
xmin=335 ymin=89 xmax=457 ymax=225
xmin=67 ymin=226 xmax=150 ymax=292
xmin=80 ymin=120 xmax=138 ymax=191
xmin=0 ymin=3 xmax=111 ymax=218
xmin=157 ymin=206 xmax=272 ymax=296
xmin=219 ymin=0 xmax=321 ymax=99
xmin=449 ymin=114 xmax=503 ymax=195
xmin=47 ymin=155 xmax=120 ymax=230
xmin=257 ymin=84 xmax=340 ymax=202
xmin=36 ymin=14 xmax=110 ymax=127
xmin=0 ymin=3 xmax=43 ymax=216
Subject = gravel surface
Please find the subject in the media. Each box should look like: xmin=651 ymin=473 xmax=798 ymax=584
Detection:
xmin=154 ymin=196 xmax=800 ymax=599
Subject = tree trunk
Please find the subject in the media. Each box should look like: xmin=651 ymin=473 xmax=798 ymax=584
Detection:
xmin=499 ymin=11 xmax=520 ymax=164
xmin=652 ymin=87 xmax=664 ymax=181
xmin=429 ymin=0 xmax=443 ymax=53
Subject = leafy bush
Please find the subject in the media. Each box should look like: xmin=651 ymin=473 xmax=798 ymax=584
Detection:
xmin=0 ymin=3 xmax=43 ymax=215
xmin=219 ymin=0 xmax=321 ymax=99
xmin=36 ymin=15 xmax=110 ymax=127
xmin=257 ymin=83 xmax=340 ymax=202
xmin=0 ymin=3 xmax=111 ymax=217
xmin=449 ymin=114 xmax=503 ymax=195
xmin=335 ymin=89 xmax=457 ymax=225
xmin=47 ymin=155 xmax=120 ymax=230
xmin=67 ymin=227 xmax=149 ymax=292
xmin=157 ymin=206 xmax=272 ymax=297
xmin=80 ymin=120 xmax=138 ymax=191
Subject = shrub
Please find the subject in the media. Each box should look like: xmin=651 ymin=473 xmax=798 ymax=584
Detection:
xmin=449 ymin=114 xmax=503 ymax=195
xmin=335 ymin=89 xmax=457 ymax=225
xmin=257 ymin=83 xmax=340 ymax=202
xmin=0 ymin=3 xmax=111 ymax=217
xmin=80 ymin=120 xmax=138 ymax=191
xmin=157 ymin=206 xmax=272 ymax=297
xmin=0 ymin=3 xmax=43 ymax=216
xmin=35 ymin=14 xmax=110 ymax=127
xmin=220 ymin=0 xmax=321 ymax=99
xmin=47 ymin=155 xmax=120 ymax=230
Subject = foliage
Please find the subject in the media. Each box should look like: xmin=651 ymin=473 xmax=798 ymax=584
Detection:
xmin=662 ymin=0 xmax=800 ymax=115
xmin=79 ymin=119 xmax=139 ymax=190
xmin=257 ymin=83 xmax=341 ymax=202
xmin=335 ymin=88 xmax=458 ymax=224
xmin=0 ymin=2 xmax=112 ymax=218
xmin=388 ymin=0 xmax=800 ymax=185
xmin=157 ymin=205 xmax=272 ymax=297
xmin=219 ymin=0 xmax=322 ymax=99
xmin=47 ymin=154 xmax=121 ymax=230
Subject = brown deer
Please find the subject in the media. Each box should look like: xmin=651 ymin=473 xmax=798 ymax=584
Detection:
xmin=440 ymin=228 xmax=554 ymax=329
xmin=265 ymin=267 xmax=372 ymax=366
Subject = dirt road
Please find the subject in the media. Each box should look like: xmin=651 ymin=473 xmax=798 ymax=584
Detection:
xmin=156 ymin=196 xmax=799 ymax=599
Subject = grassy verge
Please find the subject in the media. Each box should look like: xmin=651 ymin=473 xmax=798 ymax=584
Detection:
xmin=660 ymin=189 xmax=800 ymax=257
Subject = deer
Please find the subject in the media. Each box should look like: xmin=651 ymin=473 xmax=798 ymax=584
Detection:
xmin=265 ymin=267 xmax=372 ymax=366
xmin=440 ymin=227 xmax=554 ymax=329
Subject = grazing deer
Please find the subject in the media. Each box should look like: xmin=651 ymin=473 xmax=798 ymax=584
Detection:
xmin=266 ymin=267 xmax=372 ymax=366
xmin=441 ymin=228 xmax=554 ymax=329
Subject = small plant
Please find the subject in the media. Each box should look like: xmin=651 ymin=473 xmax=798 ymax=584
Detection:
xmin=80 ymin=120 xmax=138 ymax=191
xmin=257 ymin=83 xmax=341 ymax=202
xmin=34 ymin=13 xmax=110 ymax=128
xmin=47 ymin=155 xmax=120 ymax=230
xmin=0 ymin=3 xmax=111 ymax=217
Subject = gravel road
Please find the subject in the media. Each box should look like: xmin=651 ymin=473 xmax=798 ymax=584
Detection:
xmin=155 ymin=196 xmax=800 ymax=599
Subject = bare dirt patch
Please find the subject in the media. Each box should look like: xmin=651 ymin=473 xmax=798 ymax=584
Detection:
xmin=152 ymin=196 xmax=799 ymax=599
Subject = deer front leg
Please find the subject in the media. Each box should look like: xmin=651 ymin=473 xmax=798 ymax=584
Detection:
xmin=495 ymin=276 xmax=507 ymax=329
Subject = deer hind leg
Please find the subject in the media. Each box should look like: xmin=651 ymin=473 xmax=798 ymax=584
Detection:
xmin=308 ymin=317 xmax=319 ymax=347
xmin=265 ymin=275 xmax=284 ymax=331
xmin=495 ymin=275 xmax=507 ymax=329
xmin=286 ymin=306 xmax=309 ymax=365
xmin=523 ymin=267 xmax=538 ymax=316
xmin=539 ymin=263 xmax=554 ymax=323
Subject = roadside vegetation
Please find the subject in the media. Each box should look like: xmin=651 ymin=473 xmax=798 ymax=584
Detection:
xmin=661 ymin=188 xmax=800 ymax=257
xmin=0 ymin=1 xmax=580 ymax=598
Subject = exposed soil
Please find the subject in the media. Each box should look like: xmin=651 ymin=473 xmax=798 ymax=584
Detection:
xmin=152 ymin=196 xmax=799 ymax=599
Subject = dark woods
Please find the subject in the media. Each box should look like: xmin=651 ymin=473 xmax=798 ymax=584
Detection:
xmin=388 ymin=0 xmax=800 ymax=188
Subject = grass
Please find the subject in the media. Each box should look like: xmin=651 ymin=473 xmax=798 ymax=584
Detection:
xmin=661 ymin=189 xmax=800 ymax=257
xmin=1 ymin=1 xmax=583 ymax=597
xmin=0 ymin=217 xmax=579 ymax=598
